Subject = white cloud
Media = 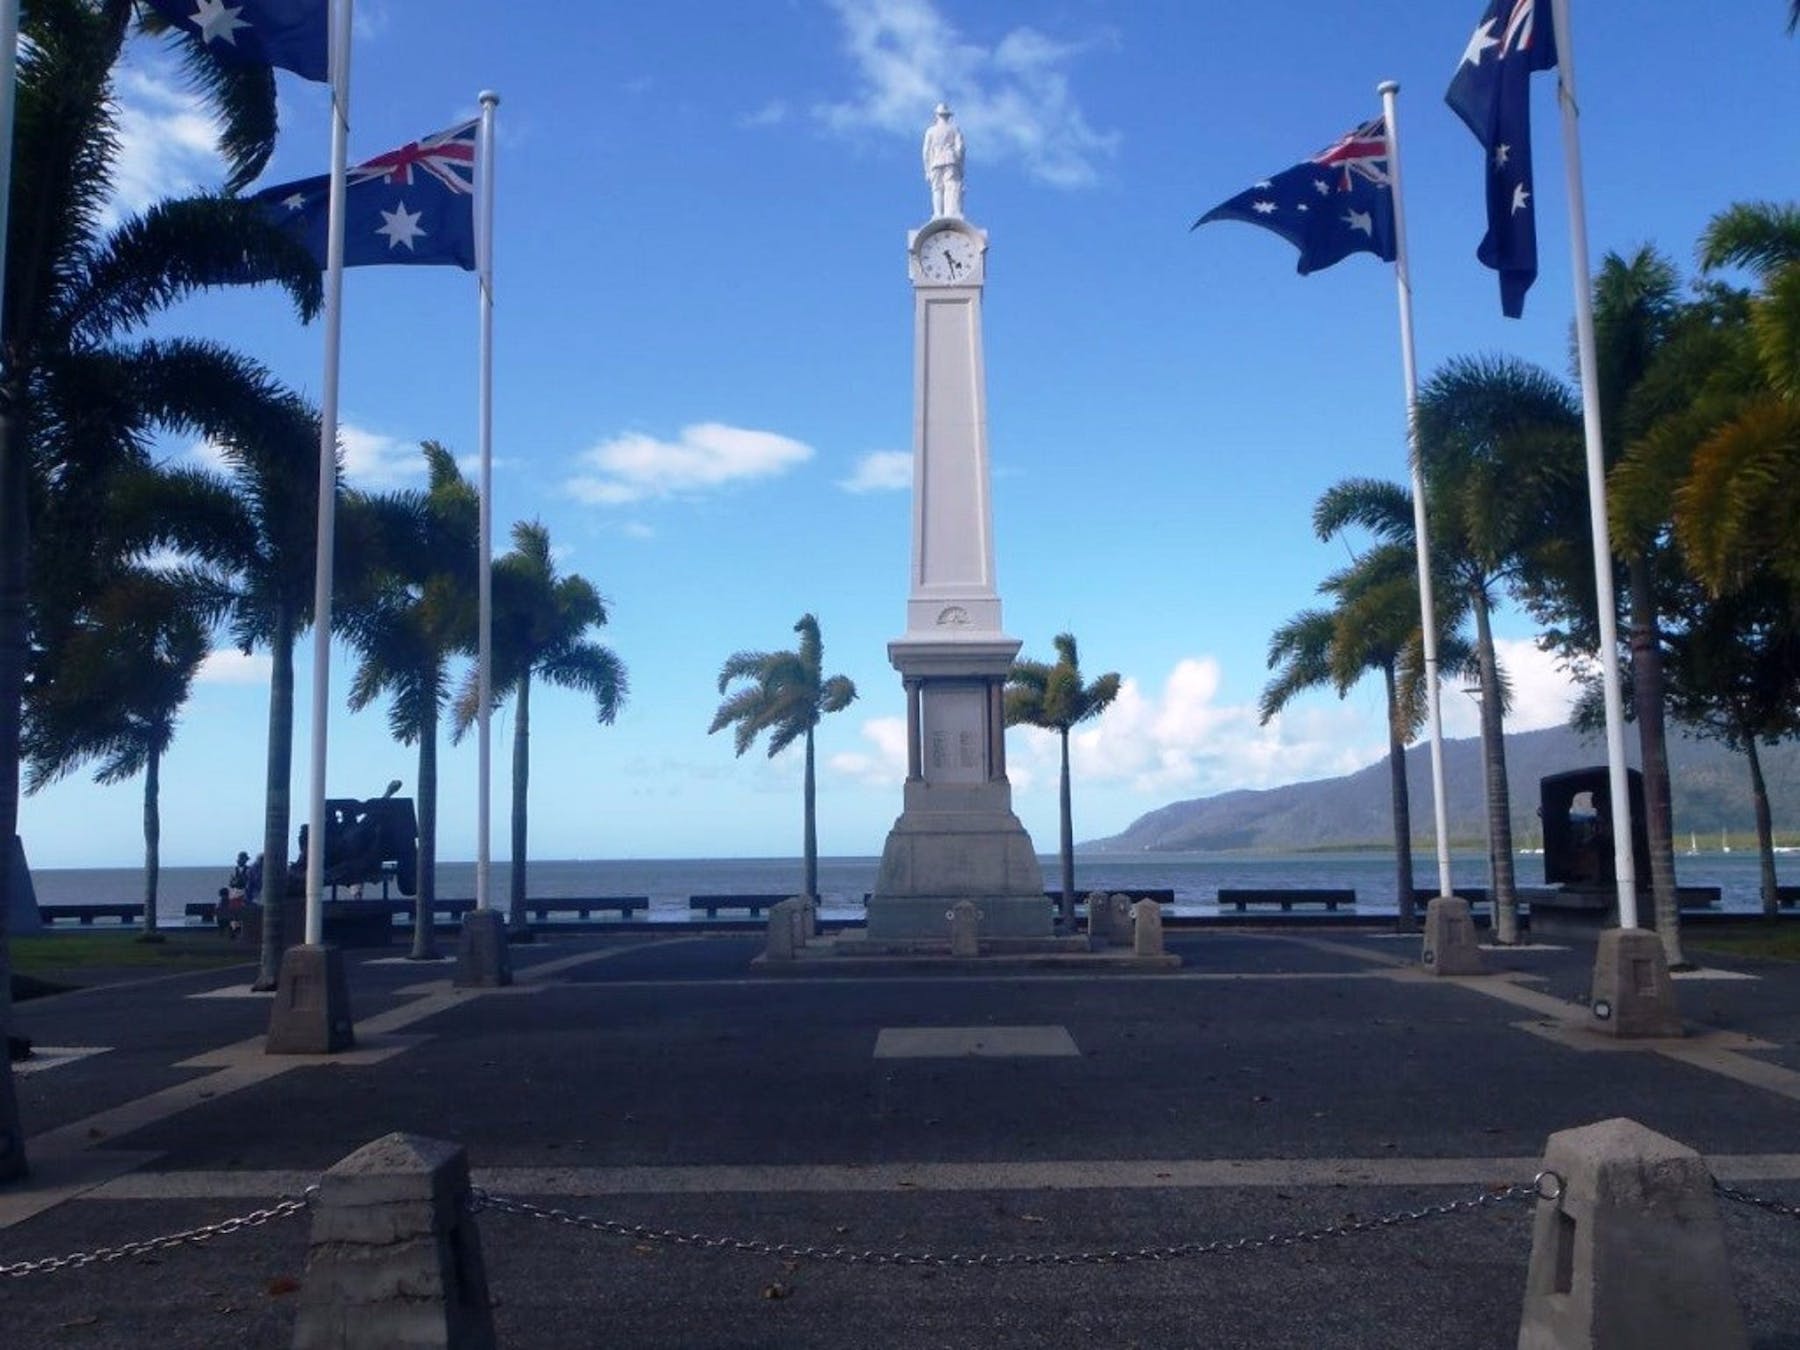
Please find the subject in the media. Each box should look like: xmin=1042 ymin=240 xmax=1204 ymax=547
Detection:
xmin=839 ymin=450 xmax=913 ymax=493
xmin=107 ymin=68 xmax=226 ymax=227
xmin=565 ymin=423 xmax=814 ymax=505
xmin=1011 ymin=657 xmax=1381 ymax=800
xmin=830 ymin=717 xmax=910 ymax=786
xmin=816 ymin=0 xmax=1118 ymax=189
xmin=1439 ymin=637 xmax=1580 ymax=737
xmin=197 ymin=649 xmax=271 ymax=685
xmin=740 ymin=100 xmax=790 ymax=128
xmin=618 ymin=521 xmax=656 ymax=541
xmin=338 ymin=424 xmax=424 ymax=489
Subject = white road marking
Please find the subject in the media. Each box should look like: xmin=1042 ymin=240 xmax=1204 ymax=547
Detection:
xmin=874 ymin=1025 xmax=1079 ymax=1058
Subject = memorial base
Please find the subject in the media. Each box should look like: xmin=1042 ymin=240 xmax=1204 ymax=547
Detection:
xmin=454 ymin=908 xmax=513 ymax=988
xmin=868 ymin=782 xmax=1048 ymax=940
xmin=266 ymin=944 xmax=355 ymax=1055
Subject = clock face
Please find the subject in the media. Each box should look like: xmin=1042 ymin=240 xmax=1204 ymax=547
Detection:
xmin=918 ymin=230 xmax=979 ymax=284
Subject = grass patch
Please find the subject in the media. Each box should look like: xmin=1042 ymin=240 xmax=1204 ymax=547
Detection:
xmin=7 ymin=930 xmax=251 ymax=977
xmin=1688 ymin=921 xmax=1800 ymax=963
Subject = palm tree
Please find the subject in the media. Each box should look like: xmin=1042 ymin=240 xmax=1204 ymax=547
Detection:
xmin=708 ymin=615 xmax=857 ymax=903
xmin=1262 ymin=511 xmax=1468 ymax=931
xmin=23 ymin=568 xmax=215 ymax=942
xmin=1667 ymin=204 xmax=1800 ymax=592
xmin=1004 ymin=634 xmax=1120 ymax=929
xmin=342 ymin=444 xmax=478 ymax=960
xmin=452 ymin=521 xmax=626 ymax=932
xmin=114 ymin=393 xmax=329 ymax=988
xmin=1391 ymin=358 xmax=1581 ymax=943
xmin=0 ymin=0 xmax=319 ymax=1173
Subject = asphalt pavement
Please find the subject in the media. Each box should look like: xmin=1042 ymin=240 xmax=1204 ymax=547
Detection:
xmin=3 ymin=926 xmax=1799 ymax=1348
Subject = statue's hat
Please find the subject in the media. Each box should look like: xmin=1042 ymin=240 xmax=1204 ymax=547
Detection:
xmin=934 ymin=102 xmax=951 ymax=116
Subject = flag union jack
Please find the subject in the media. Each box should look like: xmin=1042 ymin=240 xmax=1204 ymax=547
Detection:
xmin=349 ymin=121 xmax=478 ymax=195
xmin=1310 ymin=119 xmax=1392 ymax=193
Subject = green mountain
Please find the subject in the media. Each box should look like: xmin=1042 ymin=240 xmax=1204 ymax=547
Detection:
xmin=1085 ymin=725 xmax=1800 ymax=853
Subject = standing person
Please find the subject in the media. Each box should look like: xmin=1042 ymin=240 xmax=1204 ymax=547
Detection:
xmin=922 ymin=102 xmax=964 ymax=218
xmin=227 ymin=851 xmax=251 ymax=896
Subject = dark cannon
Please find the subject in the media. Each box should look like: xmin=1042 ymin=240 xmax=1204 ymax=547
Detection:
xmin=292 ymin=781 xmax=419 ymax=897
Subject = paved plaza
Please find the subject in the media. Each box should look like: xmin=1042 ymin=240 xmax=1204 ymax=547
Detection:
xmin=3 ymin=927 xmax=1800 ymax=1347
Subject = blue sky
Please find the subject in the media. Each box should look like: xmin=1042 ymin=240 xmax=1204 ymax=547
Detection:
xmin=21 ymin=1 xmax=1800 ymax=869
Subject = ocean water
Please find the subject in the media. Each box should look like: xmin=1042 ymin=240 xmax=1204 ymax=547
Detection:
xmin=22 ymin=849 xmax=1797 ymax=924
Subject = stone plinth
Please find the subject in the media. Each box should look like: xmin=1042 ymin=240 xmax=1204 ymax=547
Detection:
xmin=266 ymin=944 xmax=355 ymax=1055
xmin=1422 ymin=896 xmax=1485 ymax=976
xmin=1590 ymin=927 xmax=1681 ymax=1038
xmin=453 ymin=909 xmax=512 ymax=989
xmin=1519 ymin=1116 xmax=1744 ymax=1349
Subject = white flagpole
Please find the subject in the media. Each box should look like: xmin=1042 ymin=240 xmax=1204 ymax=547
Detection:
xmin=1549 ymin=0 xmax=1638 ymax=928
xmin=1378 ymin=81 xmax=1455 ymax=906
xmin=302 ymin=0 xmax=355 ymax=947
xmin=475 ymin=92 xmax=497 ymax=917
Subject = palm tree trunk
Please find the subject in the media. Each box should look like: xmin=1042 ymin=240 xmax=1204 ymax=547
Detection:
xmin=0 ymin=403 xmax=31 ymax=1180
xmin=255 ymin=608 xmax=296 ymax=990
xmin=1059 ymin=726 xmax=1075 ymax=929
xmin=1746 ymin=737 xmax=1779 ymax=919
xmin=1383 ymin=665 xmax=1417 ymax=932
xmin=802 ymin=726 xmax=818 ymax=902
xmin=410 ymin=691 xmax=439 ymax=960
xmin=1628 ymin=554 xmax=1682 ymax=962
xmin=508 ymin=670 xmax=530 ymax=930
xmin=141 ymin=746 xmax=162 ymax=941
xmin=1472 ymin=589 xmax=1519 ymax=943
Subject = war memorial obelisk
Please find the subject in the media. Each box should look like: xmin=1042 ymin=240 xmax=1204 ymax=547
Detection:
xmin=865 ymin=106 xmax=1051 ymax=942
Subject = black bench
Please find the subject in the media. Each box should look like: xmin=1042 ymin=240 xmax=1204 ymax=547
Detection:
xmin=1218 ymin=888 xmax=1356 ymax=913
xmin=1411 ymin=887 xmax=1490 ymax=905
xmin=40 ymin=903 xmax=145 ymax=926
xmin=1779 ymin=885 xmax=1800 ymax=908
xmin=689 ymin=894 xmax=793 ymax=919
xmin=186 ymin=901 xmax=220 ymax=923
xmin=524 ymin=897 xmax=648 ymax=921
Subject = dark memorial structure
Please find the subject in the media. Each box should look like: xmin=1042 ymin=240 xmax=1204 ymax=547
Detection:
xmin=1532 ymin=766 xmax=1652 ymax=937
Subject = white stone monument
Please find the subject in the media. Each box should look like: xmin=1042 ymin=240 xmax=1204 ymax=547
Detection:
xmin=866 ymin=112 xmax=1050 ymax=942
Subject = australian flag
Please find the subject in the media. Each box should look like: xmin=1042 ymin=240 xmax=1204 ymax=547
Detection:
xmin=253 ymin=120 xmax=478 ymax=272
xmin=1193 ymin=119 xmax=1397 ymax=275
xmin=1446 ymin=0 xmax=1558 ymax=317
xmin=143 ymin=0 xmax=329 ymax=83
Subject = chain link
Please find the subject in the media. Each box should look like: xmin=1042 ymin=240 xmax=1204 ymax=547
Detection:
xmin=0 ymin=1189 xmax=314 ymax=1279
xmin=469 ymin=1181 xmax=1537 ymax=1269
xmin=1714 ymin=1179 xmax=1800 ymax=1220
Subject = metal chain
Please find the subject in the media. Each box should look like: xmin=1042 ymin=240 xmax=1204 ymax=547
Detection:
xmin=1714 ymin=1179 xmax=1800 ymax=1221
xmin=0 ymin=1190 xmax=314 ymax=1279
xmin=469 ymin=1180 xmax=1539 ymax=1269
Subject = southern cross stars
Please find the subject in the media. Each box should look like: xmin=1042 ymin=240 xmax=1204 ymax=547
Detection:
xmin=377 ymin=202 xmax=426 ymax=250
xmin=1252 ymin=200 xmax=1277 ymax=215
xmin=188 ymin=0 xmax=251 ymax=46
xmin=1343 ymin=208 xmax=1373 ymax=237
xmin=1461 ymin=18 xmax=1499 ymax=68
xmin=1510 ymin=182 xmax=1531 ymax=214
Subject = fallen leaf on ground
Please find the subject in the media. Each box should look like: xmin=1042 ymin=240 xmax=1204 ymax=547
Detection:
xmin=762 ymin=1282 xmax=793 ymax=1300
xmin=266 ymin=1276 xmax=300 ymax=1297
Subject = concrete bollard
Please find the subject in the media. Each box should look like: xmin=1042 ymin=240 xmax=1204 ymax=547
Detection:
xmin=1083 ymin=890 xmax=1112 ymax=946
xmin=1108 ymin=894 xmax=1132 ymax=947
xmin=454 ymin=908 xmax=513 ymax=989
xmin=292 ymin=1133 xmax=495 ymax=1350
xmin=765 ymin=899 xmax=797 ymax=961
xmin=1421 ymin=895 xmax=1485 ymax=977
xmin=796 ymin=897 xmax=817 ymax=942
xmin=947 ymin=899 xmax=981 ymax=957
xmin=1589 ymin=927 xmax=1682 ymax=1038
xmin=1518 ymin=1116 xmax=1745 ymax=1350
xmin=1132 ymin=899 xmax=1163 ymax=956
